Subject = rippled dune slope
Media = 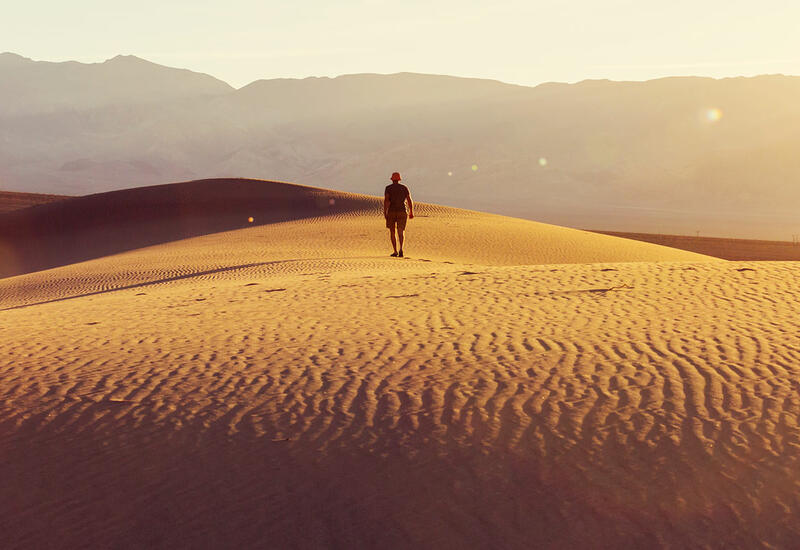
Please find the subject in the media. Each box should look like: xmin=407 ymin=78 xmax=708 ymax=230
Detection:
xmin=5 ymin=180 xmax=799 ymax=549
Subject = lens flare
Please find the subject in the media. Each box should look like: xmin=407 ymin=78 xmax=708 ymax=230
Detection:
xmin=538 ymin=157 xmax=548 ymax=167
xmin=705 ymin=108 xmax=723 ymax=122
xmin=247 ymin=216 xmax=254 ymax=223
xmin=447 ymin=171 xmax=453 ymax=176
xmin=471 ymin=164 xmax=478 ymax=172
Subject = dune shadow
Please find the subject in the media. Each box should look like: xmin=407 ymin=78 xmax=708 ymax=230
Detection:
xmin=0 ymin=178 xmax=378 ymax=279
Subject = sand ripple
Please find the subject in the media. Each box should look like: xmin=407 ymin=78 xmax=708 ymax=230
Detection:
xmin=2 ymin=255 xmax=799 ymax=548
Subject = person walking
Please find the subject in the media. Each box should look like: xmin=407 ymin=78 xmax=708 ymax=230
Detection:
xmin=384 ymin=172 xmax=414 ymax=257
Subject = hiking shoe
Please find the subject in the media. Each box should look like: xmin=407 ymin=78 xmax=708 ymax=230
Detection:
xmin=398 ymin=250 xmax=404 ymax=257
xmin=390 ymin=252 xmax=398 ymax=257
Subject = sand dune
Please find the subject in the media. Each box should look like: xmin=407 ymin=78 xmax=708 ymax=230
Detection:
xmin=0 ymin=178 xmax=709 ymax=280
xmin=0 ymin=190 xmax=67 ymax=214
xmin=594 ymin=230 xmax=800 ymax=261
xmin=4 ymin=180 xmax=800 ymax=548
xmin=0 ymin=179 xmax=373 ymax=279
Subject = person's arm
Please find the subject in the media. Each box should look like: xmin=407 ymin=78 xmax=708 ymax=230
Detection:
xmin=406 ymin=192 xmax=414 ymax=219
xmin=384 ymin=192 xmax=390 ymax=218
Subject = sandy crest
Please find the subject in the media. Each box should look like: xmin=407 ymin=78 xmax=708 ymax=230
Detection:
xmin=594 ymin=230 xmax=800 ymax=261
xmin=0 ymin=190 xmax=66 ymax=214
xmin=0 ymin=178 xmax=709 ymax=281
xmin=2 ymin=181 xmax=798 ymax=548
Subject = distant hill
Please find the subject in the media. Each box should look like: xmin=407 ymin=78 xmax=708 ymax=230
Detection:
xmin=1 ymin=53 xmax=799 ymax=239
xmin=0 ymin=52 xmax=232 ymax=115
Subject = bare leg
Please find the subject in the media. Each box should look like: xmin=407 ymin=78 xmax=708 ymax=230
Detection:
xmin=398 ymin=230 xmax=405 ymax=254
xmin=389 ymin=228 xmax=397 ymax=254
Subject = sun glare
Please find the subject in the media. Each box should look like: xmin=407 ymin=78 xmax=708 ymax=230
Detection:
xmin=705 ymin=108 xmax=723 ymax=122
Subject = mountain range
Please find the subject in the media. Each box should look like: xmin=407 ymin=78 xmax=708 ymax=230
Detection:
xmin=2 ymin=52 xmax=799 ymax=239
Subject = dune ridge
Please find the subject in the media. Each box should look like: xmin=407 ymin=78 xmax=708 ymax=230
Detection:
xmin=593 ymin=230 xmax=800 ymax=261
xmin=4 ymin=180 xmax=798 ymax=549
xmin=0 ymin=178 xmax=711 ymax=281
xmin=0 ymin=190 xmax=67 ymax=214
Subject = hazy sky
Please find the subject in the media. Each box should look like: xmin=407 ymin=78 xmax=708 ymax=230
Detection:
xmin=5 ymin=0 xmax=800 ymax=88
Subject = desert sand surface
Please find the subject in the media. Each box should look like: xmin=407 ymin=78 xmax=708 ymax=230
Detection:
xmin=594 ymin=230 xmax=800 ymax=261
xmin=2 ymin=180 xmax=800 ymax=549
xmin=0 ymin=190 xmax=67 ymax=214
xmin=0 ymin=178 xmax=708 ymax=280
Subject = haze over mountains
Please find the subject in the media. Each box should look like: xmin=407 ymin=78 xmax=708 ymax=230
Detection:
xmin=2 ymin=52 xmax=799 ymax=239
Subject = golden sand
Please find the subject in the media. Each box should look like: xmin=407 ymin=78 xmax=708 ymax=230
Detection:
xmin=2 ymin=181 xmax=797 ymax=548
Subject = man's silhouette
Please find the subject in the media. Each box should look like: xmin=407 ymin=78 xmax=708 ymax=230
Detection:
xmin=384 ymin=172 xmax=414 ymax=257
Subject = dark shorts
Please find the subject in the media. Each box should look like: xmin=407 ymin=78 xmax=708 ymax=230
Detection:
xmin=385 ymin=211 xmax=408 ymax=231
